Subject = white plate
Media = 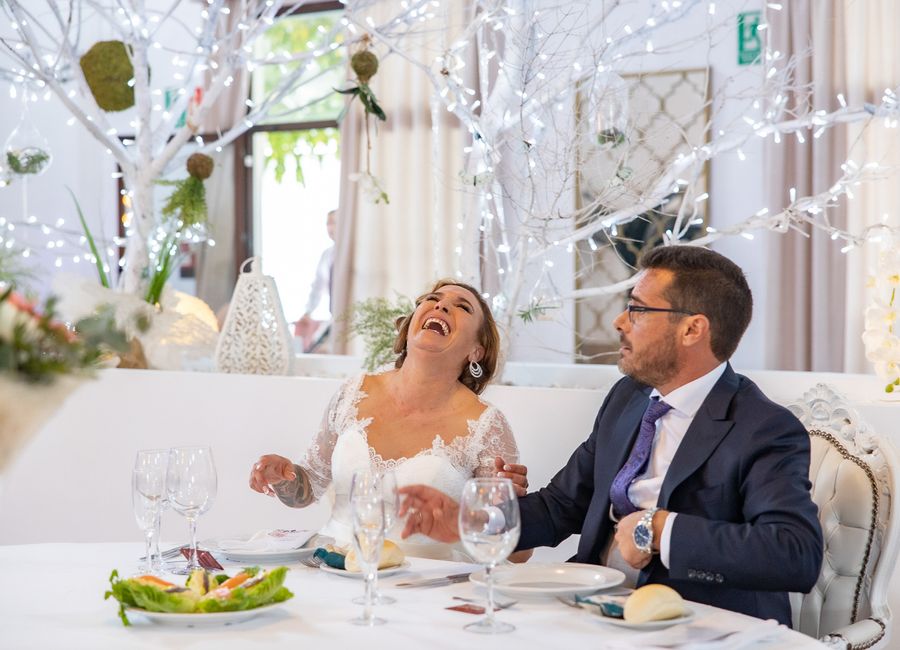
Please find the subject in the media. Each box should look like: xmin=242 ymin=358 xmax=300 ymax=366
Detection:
xmin=595 ymin=608 xmax=695 ymax=630
xmin=469 ymin=563 xmax=625 ymax=598
xmin=218 ymin=548 xmax=315 ymax=564
xmin=319 ymin=561 xmax=411 ymax=579
xmin=126 ymin=602 xmax=286 ymax=627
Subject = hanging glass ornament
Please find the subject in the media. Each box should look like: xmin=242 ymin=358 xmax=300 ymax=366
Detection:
xmin=4 ymin=90 xmax=52 ymax=177
xmin=591 ymin=72 xmax=629 ymax=150
xmin=215 ymin=257 xmax=293 ymax=376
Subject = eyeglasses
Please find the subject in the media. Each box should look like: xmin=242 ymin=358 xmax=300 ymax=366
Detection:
xmin=626 ymin=303 xmax=697 ymax=324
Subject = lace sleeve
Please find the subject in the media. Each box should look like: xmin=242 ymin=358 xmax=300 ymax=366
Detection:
xmin=296 ymin=384 xmax=345 ymax=501
xmin=473 ymin=408 xmax=520 ymax=478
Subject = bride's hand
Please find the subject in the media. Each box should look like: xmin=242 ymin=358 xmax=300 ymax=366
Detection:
xmin=494 ymin=456 xmax=529 ymax=497
xmin=398 ymin=485 xmax=461 ymax=543
xmin=249 ymin=454 xmax=296 ymax=496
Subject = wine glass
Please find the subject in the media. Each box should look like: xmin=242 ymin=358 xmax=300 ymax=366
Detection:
xmin=132 ymin=449 xmax=168 ymax=575
xmin=349 ymin=469 xmax=387 ymax=626
xmin=353 ymin=470 xmax=398 ymax=606
xmin=166 ymin=446 xmax=217 ymax=575
xmin=458 ymin=477 xmax=521 ymax=634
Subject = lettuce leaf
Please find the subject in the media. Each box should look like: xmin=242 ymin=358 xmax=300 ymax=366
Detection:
xmin=104 ymin=566 xmax=293 ymax=624
xmin=104 ymin=570 xmax=198 ymax=625
xmin=197 ymin=567 xmax=293 ymax=613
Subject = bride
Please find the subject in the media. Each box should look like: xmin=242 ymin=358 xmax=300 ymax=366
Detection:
xmin=249 ymin=279 xmax=529 ymax=560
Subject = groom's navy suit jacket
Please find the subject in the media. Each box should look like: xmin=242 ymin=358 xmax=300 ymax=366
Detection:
xmin=517 ymin=365 xmax=823 ymax=625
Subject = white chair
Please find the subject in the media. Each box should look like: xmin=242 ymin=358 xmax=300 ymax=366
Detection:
xmin=787 ymin=383 xmax=900 ymax=649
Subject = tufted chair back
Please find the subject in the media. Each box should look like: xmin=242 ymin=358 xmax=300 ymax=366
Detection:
xmin=787 ymin=384 xmax=899 ymax=649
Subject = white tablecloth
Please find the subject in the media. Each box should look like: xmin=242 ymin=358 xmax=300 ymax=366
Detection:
xmin=0 ymin=543 xmax=826 ymax=650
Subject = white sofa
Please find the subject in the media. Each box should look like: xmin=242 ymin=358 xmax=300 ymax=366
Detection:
xmin=1 ymin=364 xmax=898 ymax=635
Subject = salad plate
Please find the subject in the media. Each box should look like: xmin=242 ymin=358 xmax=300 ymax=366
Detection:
xmin=126 ymin=601 xmax=286 ymax=627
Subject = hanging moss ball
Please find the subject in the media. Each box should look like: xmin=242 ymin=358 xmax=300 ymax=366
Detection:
xmin=80 ymin=40 xmax=136 ymax=112
xmin=351 ymin=50 xmax=379 ymax=84
xmin=187 ymin=153 xmax=214 ymax=180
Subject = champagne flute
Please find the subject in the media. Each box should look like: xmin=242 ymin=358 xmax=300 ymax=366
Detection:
xmin=353 ymin=470 xmax=398 ymax=606
xmin=349 ymin=469 xmax=386 ymax=626
xmin=133 ymin=449 xmax=168 ymax=575
xmin=166 ymin=446 xmax=217 ymax=575
xmin=458 ymin=477 xmax=520 ymax=634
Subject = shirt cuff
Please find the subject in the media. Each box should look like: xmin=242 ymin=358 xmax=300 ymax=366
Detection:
xmin=660 ymin=512 xmax=677 ymax=568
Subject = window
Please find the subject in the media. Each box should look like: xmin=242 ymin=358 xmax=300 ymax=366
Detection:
xmin=237 ymin=2 xmax=345 ymax=325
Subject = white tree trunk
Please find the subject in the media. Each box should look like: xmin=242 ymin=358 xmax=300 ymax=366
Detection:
xmin=120 ymin=172 xmax=154 ymax=294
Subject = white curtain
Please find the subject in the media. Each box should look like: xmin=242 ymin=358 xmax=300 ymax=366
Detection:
xmin=331 ymin=2 xmax=472 ymax=354
xmin=764 ymin=1 xmax=900 ymax=372
xmin=842 ymin=2 xmax=900 ymax=372
xmin=195 ymin=3 xmax=251 ymax=317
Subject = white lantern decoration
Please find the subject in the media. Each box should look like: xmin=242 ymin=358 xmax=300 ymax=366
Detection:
xmin=215 ymin=257 xmax=293 ymax=375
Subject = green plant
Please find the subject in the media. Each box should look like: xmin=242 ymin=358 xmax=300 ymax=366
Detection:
xmin=157 ymin=176 xmax=208 ymax=227
xmin=144 ymin=232 xmax=181 ymax=306
xmin=264 ymin=128 xmax=339 ymax=185
xmin=67 ymin=187 xmax=110 ymax=288
xmin=256 ymin=11 xmax=345 ymax=185
xmin=0 ymin=247 xmax=33 ymax=288
xmin=6 ymin=148 xmax=50 ymax=175
xmin=347 ymin=295 xmax=413 ymax=371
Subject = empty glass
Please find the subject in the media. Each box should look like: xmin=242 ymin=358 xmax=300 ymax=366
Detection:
xmin=458 ymin=477 xmax=521 ymax=634
xmin=353 ymin=470 xmax=398 ymax=606
xmin=132 ymin=449 xmax=168 ymax=575
xmin=166 ymin=446 xmax=217 ymax=575
xmin=349 ymin=469 xmax=387 ymax=626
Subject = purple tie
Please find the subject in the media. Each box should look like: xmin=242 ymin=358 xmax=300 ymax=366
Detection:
xmin=609 ymin=398 xmax=672 ymax=519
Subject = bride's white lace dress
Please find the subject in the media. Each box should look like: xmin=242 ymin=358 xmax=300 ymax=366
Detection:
xmin=298 ymin=373 xmax=519 ymax=560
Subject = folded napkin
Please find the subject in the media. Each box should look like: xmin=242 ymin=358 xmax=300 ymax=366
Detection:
xmin=179 ymin=547 xmax=223 ymax=571
xmin=216 ymin=529 xmax=315 ymax=553
xmin=314 ymin=547 xmax=347 ymax=570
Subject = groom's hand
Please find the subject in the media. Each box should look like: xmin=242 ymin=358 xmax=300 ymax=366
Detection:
xmin=614 ymin=511 xmax=653 ymax=569
xmin=398 ymin=485 xmax=461 ymax=543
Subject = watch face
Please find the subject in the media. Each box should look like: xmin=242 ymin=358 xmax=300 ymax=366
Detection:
xmin=634 ymin=525 xmax=651 ymax=549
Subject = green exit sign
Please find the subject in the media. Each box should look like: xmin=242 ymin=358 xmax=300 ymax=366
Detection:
xmin=738 ymin=11 xmax=762 ymax=66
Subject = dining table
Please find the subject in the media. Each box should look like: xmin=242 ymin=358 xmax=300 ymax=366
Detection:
xmin=0 ymin=542 xmax=827 ymax=649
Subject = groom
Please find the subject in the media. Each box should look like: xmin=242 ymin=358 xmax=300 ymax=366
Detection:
xmin=399 ymin=245 xmax=823 ymax=626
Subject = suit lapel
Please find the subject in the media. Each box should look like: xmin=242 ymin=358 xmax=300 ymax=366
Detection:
xmin=580 ymin=386 xmax=650 ymax=561
xmin=657 ymin=364 xmax=739 ymax=508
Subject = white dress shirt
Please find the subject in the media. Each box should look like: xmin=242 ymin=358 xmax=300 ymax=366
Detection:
xmin=628 ymin=362 xmax=727 ymax=567
xmin=304 ymin=245 xmax=334 ymax=320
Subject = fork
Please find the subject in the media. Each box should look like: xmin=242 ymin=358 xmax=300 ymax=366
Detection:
xmin=139 ymin=545 xmax=186 ymax=562
xmin=299 ymin=554 xmax=324 ymax=568
xmin=453 ymin=596 xmax=517 ymax=610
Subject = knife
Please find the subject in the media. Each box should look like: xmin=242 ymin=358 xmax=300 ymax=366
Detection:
xmin=395 ymin=572 xmax=471 ymax=588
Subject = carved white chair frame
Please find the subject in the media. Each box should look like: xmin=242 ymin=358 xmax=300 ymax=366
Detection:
xmin=788 ymin=383 xmax=900 ymax=650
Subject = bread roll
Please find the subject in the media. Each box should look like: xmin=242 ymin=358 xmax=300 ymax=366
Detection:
xmin=623 ymin=584 xmax=687 ymax=623
xmin=344 ymin=539 xmax=405 ymax=572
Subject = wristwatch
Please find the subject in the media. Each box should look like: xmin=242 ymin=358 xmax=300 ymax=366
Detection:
xmin=633 ymin=507 xmax=659 ymax=555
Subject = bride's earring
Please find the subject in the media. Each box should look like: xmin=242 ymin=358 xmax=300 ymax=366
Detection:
xmin=468 ymin=359 xmax=483 ymax=379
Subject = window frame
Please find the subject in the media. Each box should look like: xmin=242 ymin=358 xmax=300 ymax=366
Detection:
xmin=234 ymin=0 xmax=345 ymax=271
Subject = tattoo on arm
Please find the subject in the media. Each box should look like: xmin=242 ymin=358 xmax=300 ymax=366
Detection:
xmin=274 ymin=464 xmax=314 ymax=508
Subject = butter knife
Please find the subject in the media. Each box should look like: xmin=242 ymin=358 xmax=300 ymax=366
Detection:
xmin=395 ymin=572 xmax=471 ymax=588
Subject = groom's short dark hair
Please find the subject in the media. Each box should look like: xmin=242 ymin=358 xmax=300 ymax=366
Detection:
xmin=640 ymin=245 xmax=752 ymax=361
